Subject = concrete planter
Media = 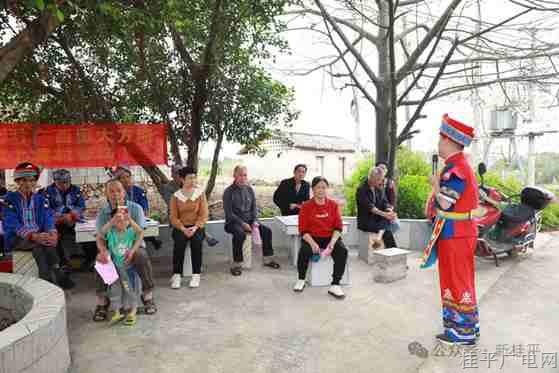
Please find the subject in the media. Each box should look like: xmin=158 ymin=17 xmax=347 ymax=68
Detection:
xmin=0 ymin=274 xmax=70 ymax=373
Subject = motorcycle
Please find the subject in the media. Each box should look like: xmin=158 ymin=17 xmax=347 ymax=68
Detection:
xmin=474 ymin=163 xmax=555 ymax=266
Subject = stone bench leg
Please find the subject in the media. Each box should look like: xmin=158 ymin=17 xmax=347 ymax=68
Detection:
xmin=372 ymin=248 xmax=410 ymax=283
xmin=307 ymin=256 xmax=350 ymax=287
xmin=358 ymin=230 xmax=385 ymax=264
xmin=182 ymin=246 xmax=193 ymax=277
xmin=288 ymin=236 xmax=301 ymax=267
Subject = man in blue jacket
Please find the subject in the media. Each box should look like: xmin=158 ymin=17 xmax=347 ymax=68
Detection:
xmin=43 ymin=169 xmax=86 ymax=269
xmin=3 ymin=162 xmax=73 ymax=288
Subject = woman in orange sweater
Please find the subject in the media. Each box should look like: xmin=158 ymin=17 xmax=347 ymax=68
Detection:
xmin=169 ymin=167 xmax=209 ymax=289
xmin=294 ymin=176 xmax=348 ymax=299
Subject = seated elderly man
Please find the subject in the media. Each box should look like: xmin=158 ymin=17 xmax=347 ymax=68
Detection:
xmin=223 ymin=165 xmax=280 ymax=276
xmin=93 ymin=179 xmax=157 ymax=322
xmin=356 ymin=166 xmax=398 ymax=249
xmin=112 ymin=166 xmax=162 ymax=250
xmin=3 ymin=162 xmax=73 ymax=288
xmin=42 ymin=169 xmax=86 ymax=270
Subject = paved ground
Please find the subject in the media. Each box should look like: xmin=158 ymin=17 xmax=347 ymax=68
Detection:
xmin=63 ymin=233 xmax=558 ymax=373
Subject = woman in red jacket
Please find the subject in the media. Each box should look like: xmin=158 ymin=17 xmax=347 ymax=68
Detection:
xmin=293 ymin=176 xmax=348 ymax=299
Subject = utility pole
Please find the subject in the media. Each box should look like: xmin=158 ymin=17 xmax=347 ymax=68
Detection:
xmin=470 ymin=0 xmax=483 ymax=164
xmin=351 ymin=85 xmax=362 ymax=157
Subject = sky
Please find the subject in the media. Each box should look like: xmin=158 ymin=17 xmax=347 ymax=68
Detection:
xmin=202 ymin=0 xmax=559 ymax=163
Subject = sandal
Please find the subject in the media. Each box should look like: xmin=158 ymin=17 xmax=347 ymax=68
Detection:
xmin=263 ymin=261 xmax=280 ymax=269
xmin=93 ymin=302 xmax=110 ymax=322
xmin=230 ymin=266 xmax=242 ymax=276
xmin=124 ymin=313 xmax=137 ymax=326
xmin=141 ymin=296 xmax=157 ymax=315
xmin=109 ymin=311 xmax=125 ymax=326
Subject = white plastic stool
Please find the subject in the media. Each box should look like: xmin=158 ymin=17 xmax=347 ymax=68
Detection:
xmin=307 ymin=256 xmax=350 ymax=287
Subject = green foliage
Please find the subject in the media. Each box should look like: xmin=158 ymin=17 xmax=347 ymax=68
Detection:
xmin=397 ymin=175 xmax=431 ymax=219
xmin=479 ymin=172 xmax=522 ymax=198
xmin=343 ymin=147 xmax=431 ymax=216
xmin=259 ymin=206 xmax=280 ymax=219
xmin=395 ymin=147 xmax=430 ymax=178
xmin=541 ymin=203 xmax=559 ymax=231
xmin=343 ymin=157 xmax=373 ymax=215
xmin=0 ymin=0 xmax=294 ymax=157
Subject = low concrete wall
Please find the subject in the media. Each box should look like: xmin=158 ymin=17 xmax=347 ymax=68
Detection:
xmin=0 ymin=274 xmax=70 ymax=373
xmin=156 ymin=217 xmax=429 ymax=255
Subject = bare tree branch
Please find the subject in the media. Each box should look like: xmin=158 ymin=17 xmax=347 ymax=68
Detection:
xmin=313 ymin=0 xmax=381 ymax=86
xmin=395 ymin=0 xmax=462 ymax=83
xmin=284 ymin=8 xmax=380 ymax=46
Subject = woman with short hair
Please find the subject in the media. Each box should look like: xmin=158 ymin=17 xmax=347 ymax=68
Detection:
xmin=169 ymin=167 xmax=209 ymax=289
xmin=293 ymin=176 xmax=348 ymax=299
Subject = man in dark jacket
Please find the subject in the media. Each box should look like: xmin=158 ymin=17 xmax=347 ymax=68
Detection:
xmin=42 ymin=169 xmax=86 ymax=270
xmin=356 ymin=167 xmax=398 ymax=248
xmin=273 ymin=164 xmax=310 ymax=215
xmin=223 ymin=165 xmax=280 ymax=276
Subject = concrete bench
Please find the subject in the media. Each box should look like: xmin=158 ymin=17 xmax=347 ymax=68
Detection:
xmin=14 ymin=251 xmax=39 ymax=278
xmin=307 ymin=256 xmax=350 ymax=287
xmin=372 ymin=248 xmax=410 ymax=283
xmin=358 ymin=230 xmax=385 ymax=264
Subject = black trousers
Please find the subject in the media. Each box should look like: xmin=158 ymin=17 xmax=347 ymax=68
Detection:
xmin=382 ymin=230 xmax=398 ymax=249
xmin=56 ymin=223 xmax=75 ymax=265
xmin=172 ymin=227 xmax=204 ymax=275
xmin=14 ymin=237 xmax=60 ymax=283
xmin=298 ymin=236 xmax=348 ymax=285
xmin=95 ymin=246 xmax=154 ymax=296
xmin=224 ymin=223 xmax=274 ymax=264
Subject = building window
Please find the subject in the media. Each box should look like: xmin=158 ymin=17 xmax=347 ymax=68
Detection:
xmin=316 ymin=155 xmax=325 ymax=176
xmin=339 ymin=157 xmax=346 ymax=181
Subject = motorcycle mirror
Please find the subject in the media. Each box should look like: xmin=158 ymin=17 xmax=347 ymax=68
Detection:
xmin=478 ymin=162 xmax=487 ymax=177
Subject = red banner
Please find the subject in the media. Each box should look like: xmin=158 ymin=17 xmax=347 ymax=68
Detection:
xmin=0 ymin=123 xmax=168 ymax=168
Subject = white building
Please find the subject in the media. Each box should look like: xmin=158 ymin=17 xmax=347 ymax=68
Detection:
xmin=238 ymin=131 xmax=361 ymax=185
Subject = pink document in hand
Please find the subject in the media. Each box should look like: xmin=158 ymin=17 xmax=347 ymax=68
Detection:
xmin=94 ymin=260 xmax=119 ymax=285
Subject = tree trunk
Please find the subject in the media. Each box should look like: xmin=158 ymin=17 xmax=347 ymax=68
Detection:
xmin=0 ymin=8 xmax=62 ymax=83
xmin=0 ymin=170 xmax=5 ymax=188
xmin=375 ymin=1 xmax=391 ymax=166
xmin=125 ymin=141 xmax=170 ymax=197
xmin=186 ymin=79 xmax=207 ymax=171
xmin=205 ymin=127 xmax=224 ymax=199
xmin=386 ymin=0 xmax=398 ymax=178
xmin=168 ymin=125 xmax=182 ymax=165
xmin=375 ymin=93 xmax=391 ymax=164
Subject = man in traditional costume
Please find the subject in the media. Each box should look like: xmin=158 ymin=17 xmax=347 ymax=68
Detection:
xmin=3 ymin=162 xmax=73 ymax=288
xmin=422 ymin=114 xmax=480 ymax=345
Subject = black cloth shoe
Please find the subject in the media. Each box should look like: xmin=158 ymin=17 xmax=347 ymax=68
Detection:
xmin=230 ymin=266 xmax=242 ymax=276
xmin=436 ymin=333 xmax=476 ymax=346
xmin=206 ymin=237 xmax=219 ymax=247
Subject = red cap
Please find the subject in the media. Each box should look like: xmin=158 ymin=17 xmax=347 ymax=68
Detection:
xmin=440 ymin=114 xmax=474 ymax=146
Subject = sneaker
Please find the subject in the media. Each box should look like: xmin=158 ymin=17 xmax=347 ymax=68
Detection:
xmin=435 ymin=333 xmax=476 ymax=346
xmin=206 ymin=237 xmax=219 ymax=247
xmin=293 ymin=279 xmax=306 ymax=292
xmin=189 ymin=274 xmax=200 ymax=288
xmin=170 ymin=274 xmax=181 ymax=289
xmin=328 ymin=285 xmax=345 ymax=299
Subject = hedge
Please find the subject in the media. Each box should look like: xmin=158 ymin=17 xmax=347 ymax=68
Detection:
xmin=344 ymin=150 xmax=559 ymax=231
